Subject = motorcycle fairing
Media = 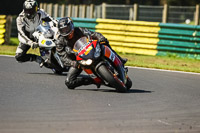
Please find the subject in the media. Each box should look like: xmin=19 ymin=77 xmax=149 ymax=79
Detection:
xmin=103 ymin=45 xmax=122 ymax=67
xmin=84 ymin=68 xmax=102 ymax=84
xmin=76 ymin=41 xmax=98 ymax=61
xmin=103 ymin=45 xmax=126 ymax=84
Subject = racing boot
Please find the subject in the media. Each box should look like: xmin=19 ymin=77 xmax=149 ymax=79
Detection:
xmin=65 ymin=76 xmax=101 ymax=89
xmin=115 ymin=53 xmax=128 ymax=64
xmin=110 ymin=49 xmax=128 ymax=64
xmin=34 ymin=55 xmax=44 ymax=67
xmin=119 ymin=56 xmax=128 ymax=64
xmin=104 ymin=42 xmax=128 ymax=65
xmin=83 ymin=78 xmax=101 ymax=89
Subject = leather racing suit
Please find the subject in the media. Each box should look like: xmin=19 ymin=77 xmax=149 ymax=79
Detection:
xmin=55 ymin=27 xmax=109 ymax=89
xmin=15 ymin=8 xmax=57 ymax=63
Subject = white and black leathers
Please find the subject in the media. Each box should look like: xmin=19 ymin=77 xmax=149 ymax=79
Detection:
xmin=15 ymin=8 xmax=57 ymax=63
xmin=16 ymin=8 xmax=57 ymax=45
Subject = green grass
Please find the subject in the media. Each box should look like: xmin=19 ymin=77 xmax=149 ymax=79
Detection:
xmin=123 ymin=54 xmax=200 ymax=73
xmin=1 ymin=37 xmax=200 ymax=73
xmin=0 ymin=38 xmax=40 ymax=55
xmin=9 ymin=37 xmax=20 ymax=46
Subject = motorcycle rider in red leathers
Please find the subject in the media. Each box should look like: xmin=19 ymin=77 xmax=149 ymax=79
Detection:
xmin=15 ymin=0 xmax=57 ymax=66
xmin=55 ymin=17 xmax=127 ymax=89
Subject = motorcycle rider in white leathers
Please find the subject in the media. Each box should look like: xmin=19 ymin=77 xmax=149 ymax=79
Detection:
xmin=15 ymin=0 xmax=57 ymax=65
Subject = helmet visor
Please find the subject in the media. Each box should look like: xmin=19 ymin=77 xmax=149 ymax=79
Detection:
xmin=24 ymin=7 xmax=37 ymax=19
xmin=59 ymin=24 xmax=74 ymax=36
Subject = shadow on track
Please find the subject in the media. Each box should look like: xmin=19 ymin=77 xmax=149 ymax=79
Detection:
xmin=76 ymin=88 xmax=153 ymax=93
xmin=27 ymin=72 xmax=87 ymax=77
xmin=27 ymin=72 xmax=66 ymax=76
xmin=27 ymin=73 xmax=152 ymax=94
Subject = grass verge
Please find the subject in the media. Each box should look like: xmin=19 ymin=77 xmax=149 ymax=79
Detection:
xmin=1 ymin=38 xmax=200 ymax=73
xmin=123 ymin=54 xmax=200 ymax=73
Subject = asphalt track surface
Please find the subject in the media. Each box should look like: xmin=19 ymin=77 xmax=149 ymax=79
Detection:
xmin=0 ymin=55 xmax=200 ymax=133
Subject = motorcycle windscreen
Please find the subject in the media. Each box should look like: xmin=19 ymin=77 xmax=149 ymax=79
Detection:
xmin=36 ymin=22 xmax=54 ymax=38
xmin=73 ymin=36 xmax=88 ymax=53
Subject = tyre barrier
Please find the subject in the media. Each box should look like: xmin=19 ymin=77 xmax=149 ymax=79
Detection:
xmin=0 ymin=15 xmax=6 ymax=45
xmin=72 ymin=18 xmax=200 ymax=59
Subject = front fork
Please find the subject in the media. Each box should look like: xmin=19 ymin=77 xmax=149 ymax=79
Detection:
xmin=40 ymin=48 xmax=64 ymax=68
xmin=54 ymin=52 xmax=64 ymax=68
xmin=40 ymin=49 xmax=50 ymax=63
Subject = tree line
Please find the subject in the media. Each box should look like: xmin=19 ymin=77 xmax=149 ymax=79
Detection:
xmin=1 ymin=0 xmax=200 ymax=15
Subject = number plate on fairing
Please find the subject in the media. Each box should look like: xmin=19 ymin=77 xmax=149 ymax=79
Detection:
xmin=110 ymin=51 xmax=115 ymax=62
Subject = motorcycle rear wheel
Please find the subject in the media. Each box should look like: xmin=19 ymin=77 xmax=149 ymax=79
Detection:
xmin=97 ymin=64 xmax=127 ymax=93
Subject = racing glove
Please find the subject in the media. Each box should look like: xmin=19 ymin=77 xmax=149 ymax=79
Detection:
xmin=99 ymin=38 xmax=109 ymax=45
xmin=30 ymin=41 xmax=39 ymax=49
xmin=65 ymin=47 xmax=75 ymax=54
xmin=71 ymin=61 xmax=80 ymax=68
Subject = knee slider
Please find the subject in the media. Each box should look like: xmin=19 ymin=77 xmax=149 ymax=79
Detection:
xmin=65 ymin=77 xmax=75 ymax=89
xmin=15 ymin=53 xmax=23 ymax=62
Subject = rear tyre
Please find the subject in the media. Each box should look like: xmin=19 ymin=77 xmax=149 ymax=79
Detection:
xmin=97 ymin=64 xmax=127 ymax=93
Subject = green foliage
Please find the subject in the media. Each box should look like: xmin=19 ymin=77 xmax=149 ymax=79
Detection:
xmin=164 ymin=0 xmax=199 ymax=6
xmin=3 ymin=0 xmax=200 ymax=15
xmin=37 ymin=0 xmax=200 ymax=5
xmin=121 ymin=53 xmax=200 ymax=73
xmin=9 ymin=38 xmax=19 ymax=46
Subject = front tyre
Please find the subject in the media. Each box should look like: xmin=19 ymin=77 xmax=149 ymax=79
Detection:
xmin=126 ymin=77 xmax=132 ymax=91
xmin=97 ymin=64 xmax=127 ymax=93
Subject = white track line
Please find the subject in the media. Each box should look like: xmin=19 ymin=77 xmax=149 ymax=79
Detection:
xmin=1 ymin=55 xmax=200 ymax=75
xmin=0 ymin=55 xmax=14 ymax=57
xmin=157 ymin=120 xmax=172 ymax=126
xmin=127 ymin=66 xmax=200 ymax=75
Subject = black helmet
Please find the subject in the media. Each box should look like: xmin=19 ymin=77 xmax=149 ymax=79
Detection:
xmin=23 ymin=0 xmax=38 ymax=19
xmin=58 ymin=17 xmax=74 ymax=37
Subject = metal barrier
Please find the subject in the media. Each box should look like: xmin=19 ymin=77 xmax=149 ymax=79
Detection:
xmin=157 ymin=23 xmax=200 ymax=59
xmin=72 ymin=18 xmax=200 ymax=59
xmin=168 ymin=6 xmax=196 ymax=23
xmin=138 ymin=5 xmax=163 ymax=22
xmin=40 ymin=3 xmax=200 ymax=25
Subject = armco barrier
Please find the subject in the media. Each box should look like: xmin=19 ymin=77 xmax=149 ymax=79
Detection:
xmin=0 ymin=15 xmax=6 ymax=45
xmin=157 ymin=23 xmax=200 ymax=59
xmin=72 ymin=18 xmax=200 ymax=59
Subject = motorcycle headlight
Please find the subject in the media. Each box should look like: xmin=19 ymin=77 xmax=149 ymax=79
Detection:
xmin=94 ymin=43 xmax=101 ymax=58
xmin=80 ymin=59 xmax=93 ymax=65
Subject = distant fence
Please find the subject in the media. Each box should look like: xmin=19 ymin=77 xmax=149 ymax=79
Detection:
xmin=72 ymin=18 xmax=200 ymax=59
xmin=0 ymin=15 xmax=12 ymax=45
xmin=10 ymin=4 xmax=200 ymax=37
xmin=40 ymin=3 xmax=200 ymax=25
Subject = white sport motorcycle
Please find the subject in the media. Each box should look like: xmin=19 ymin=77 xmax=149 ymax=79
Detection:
xmin=33 ymin=21 xmax=69 ymax=74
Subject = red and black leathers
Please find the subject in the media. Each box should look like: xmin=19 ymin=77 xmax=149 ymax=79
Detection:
xmin=55 ymin=27 xmax=107 ymax=67
xmin=55 ymin=27 xmax=107 ymax=89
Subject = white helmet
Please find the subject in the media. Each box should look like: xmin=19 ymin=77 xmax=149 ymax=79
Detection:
xmin=23 ymin=0 xmax=38 ymax=19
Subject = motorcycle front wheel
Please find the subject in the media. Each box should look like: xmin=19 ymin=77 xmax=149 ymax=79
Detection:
xmin=126 ymin=76 xmax=132 ymax=90
xmin=97 ymin=64 xmax=127 ymax=93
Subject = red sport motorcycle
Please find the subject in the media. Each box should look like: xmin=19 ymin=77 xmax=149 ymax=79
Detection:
xmin=73 ymin=36 xmax=132 ymax=92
